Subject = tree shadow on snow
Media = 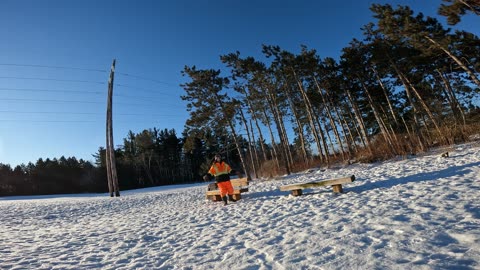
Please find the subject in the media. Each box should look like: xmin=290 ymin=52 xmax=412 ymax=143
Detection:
xmin=348 ymin=161 xmax=480 ymax=194
xmin=243 ymin=161 xmax=480 ymax=206
xmin=244 ymin=183 xmax=340 ymax=202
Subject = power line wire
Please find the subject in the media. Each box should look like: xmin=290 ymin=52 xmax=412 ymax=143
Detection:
xmin=0 ymin=87 xmax=103 ymax=95
xmin=0 ymin=97 xmax=174 ymax=106
xmin=0 ymin=119 xmax=97 ymax=123
xmin=0 ymin=62 xmax=179 ymax=87
xmin=0 ymin=110 xmax=186 ymax=117
xmin=116 ymin=72 xmax=176 ymax=86
xmin=115 ymin=83 xmax=177 ymax=94
xmin=1 ymin=97 xmax=103 ymax=104
xmin=0 ymin=110 xmax=99 ymax=115
xmin=0 ymin=76 xmax=105 ymax=84
xmin=0 ymin=119 xmax=184 ymax=123
xmin=0 ymin=87 xmax=172 ymax=100
xmin=0 ymin=63 xmax=107 ymax=73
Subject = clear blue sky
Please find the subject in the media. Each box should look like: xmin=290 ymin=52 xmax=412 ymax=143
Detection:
xmin=0 ymin=0 xmax=478 ymax=167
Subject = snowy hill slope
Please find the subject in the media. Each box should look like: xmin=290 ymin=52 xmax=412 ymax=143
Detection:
xmin=1 ymin=143 xmax=479 ymax=270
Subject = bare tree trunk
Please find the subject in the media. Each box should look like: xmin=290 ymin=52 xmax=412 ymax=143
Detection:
xmin=346 ymin=89 xmax=371 ymax=149
xmin=279 ymin=111 xmax=294 ymax=169
xmin=253 ymin=116 xmax=269 ymax=162
xmin=143 ymin=153 xmax=154 ymax=185
xmin=343 ymin=98 xmax=369 ymax=151
xmin=324 ymin=122 xmax=337 ymax=159
xmin=261 ymin=108 xmax=281 ymax=170
xmin=458 ymin=0 xmax=480 ymax=14
xmin=263 ymin=86 xmax=291 ymax=175
xmin=313 ymin=77 xmax=349 ymax=159
xmin=399 ymin=70 xmax=444 ymax=143
xmin=249 ymin=119 xmax=261 ymax=173
xmin=389 ymin=61 xmax=426 ymax=151
xmin=289 ymin=74 xmax=322 ymax=164
xmin=437 ymin=69 xmax=467 ymax=126
xmin=338 ymin=106 xmax=358 ymax=152
xmin=424 ymin=35 xmax=480 ymax=88
xmin=359 ymin=78 xmax=395 ymax=149
xmin=371 ymin=66 xmax=399 ymax=125
xmin=285 ymin=85 xmax=311 ymax=165
xmin=314 ymin=115 xmax=330 ymax=165
xmin=238 ymin=108 xmax=258 ymax=179
xmin=333 ymin=104 xmax=355 ymax=153
xmin=214 ymin=93 xmax=251 ymax=180
xmin=244 ymin=96 xmax=269 ymax=162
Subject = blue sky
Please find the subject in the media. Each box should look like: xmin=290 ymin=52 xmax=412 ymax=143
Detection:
xmin=0 ymin=0 xmax=478 ymax=167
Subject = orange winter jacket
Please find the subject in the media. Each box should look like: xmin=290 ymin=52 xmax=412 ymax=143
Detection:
xmin=208 ymin=161 xmax=232 ymax=182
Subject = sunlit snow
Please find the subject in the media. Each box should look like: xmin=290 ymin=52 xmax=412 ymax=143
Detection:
xmin=1 ymin=143 xmax=479 ymax=269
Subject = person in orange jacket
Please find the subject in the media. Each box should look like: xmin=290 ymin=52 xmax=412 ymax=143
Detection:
xmin=204 ymin=154 xmax=237 ymax=205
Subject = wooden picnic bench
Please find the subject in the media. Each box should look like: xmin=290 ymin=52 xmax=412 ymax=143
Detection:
xmin=206 ymin=177 xmax=249 ymax=201
xmin=279 ymin=175 xmax=355 ymax=196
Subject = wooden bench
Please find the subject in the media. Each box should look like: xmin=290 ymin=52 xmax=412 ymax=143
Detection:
xmin=206 ymin=177 xmax=249 ymax=201
xmin=279 ymin=175 xmax=355 ymax=196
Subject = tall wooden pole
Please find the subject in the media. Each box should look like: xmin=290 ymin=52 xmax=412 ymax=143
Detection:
xmin=106 ymin=59 xmax=120 ymax=197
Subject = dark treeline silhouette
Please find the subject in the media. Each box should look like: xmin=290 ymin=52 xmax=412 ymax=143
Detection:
xmin=1 ymin=1 xmax=479 ymax=196
xmin=0 ymin=128 xmax=244 ymax=196
xmin=0 ymin=157 xmax=103 ymax=196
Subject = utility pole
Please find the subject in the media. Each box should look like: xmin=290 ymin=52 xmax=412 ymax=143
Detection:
xmin=106 ymin=59 xmax=120 ymax=197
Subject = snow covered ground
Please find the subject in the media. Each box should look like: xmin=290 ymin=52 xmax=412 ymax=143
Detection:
xmin=1 ymin=143 xmax=479 ymax=270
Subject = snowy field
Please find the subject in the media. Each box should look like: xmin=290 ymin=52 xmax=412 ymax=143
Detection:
xmin=1 ymin=143 xmax=479 ymax=270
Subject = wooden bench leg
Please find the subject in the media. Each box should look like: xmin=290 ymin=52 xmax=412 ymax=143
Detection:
xmin=212 ymin=195 xmax=222 ymax=201
xmin=332 ymin=184 xmax=343 ymax=193
xmin=291 ymin=189 xmax=302 ymax=196
xmin=232 ymin=194 xmax=241 ymax=201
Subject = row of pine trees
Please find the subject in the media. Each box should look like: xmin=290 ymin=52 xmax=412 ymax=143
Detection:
xmin=181 ymin=3 xmax=480 ymax=179
xmin=1 ymin=1 xmax=479 ymax=196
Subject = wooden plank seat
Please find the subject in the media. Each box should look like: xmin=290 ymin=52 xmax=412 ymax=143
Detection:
xmin=279 ymin=175 xmax=355 ymax=196
xmin=206 ymin=177 xmax=249 ymax=201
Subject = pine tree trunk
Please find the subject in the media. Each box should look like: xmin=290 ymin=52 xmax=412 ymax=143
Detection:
xmin=261 ymin=108 xmax=281 ymax=170
xmin=437 ymin=69 xmax=467 ymax=126
xmin=343 ymin=99 xmax=369 ymax=151
xmin=313 ymin=77 xmax=349 ymax=159
xmin=359 ymin=79 xmax=395 ymax=149
xmin=346 ymin=90 xmax=371 ymax=149
xmin=279 ymin=111 xmax=294 ymax=170
xmin=244 ymin=96 xmax=269 ymax=162
xmin=333 ymin=104 xmax=355 ymax=153
xmin=371 ymin=66 xmax=399 ymax=125
xmin=238 ymin=108 xmax=258 ymax=179
xmin=289 ymin=73 xmax=322 ymax=163
xmin=213 ymin=93 xmax=251 ymax=180
xmin=337 ymin=106 xmax=358 ymax=152
xmin=285 ymin=84 xmax=311 ymax=164
xmin=249 ymin=119 xmax=261 ymax=174
xmin=424 ymin=35 xmax=480 ymax=88
xmin=264 ymin=86 xmax=291 ymax=175
xmin=399 ymin=70 xmax=444 ymax=143
xmin=253 ymin=115 xmax=269 ymax=162
xmin=388 ymin=60 xmax=426 ymax=151
xmin=268 ymin=89 xmax=291 ymax=175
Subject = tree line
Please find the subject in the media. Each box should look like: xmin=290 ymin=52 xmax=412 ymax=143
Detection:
xmin=1 ymin=1 xmax=478 ymax=196
xmin=0 ymin=128 xmax=244 ymax=196
xmin=180 ymin=2 xmax=480 ymax=178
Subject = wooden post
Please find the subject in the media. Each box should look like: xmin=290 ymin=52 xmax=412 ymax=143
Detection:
xmin=106 ymin=59 xmax=120 ymax=197
xmin=332 ymin=184 xmax=343 ymax=193
xmin=291 ymin=189 xmax=303 ymax=196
